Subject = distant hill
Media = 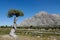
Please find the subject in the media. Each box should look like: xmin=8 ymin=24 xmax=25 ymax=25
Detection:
xmin=19 ymin=11 xmax=60 ymax=26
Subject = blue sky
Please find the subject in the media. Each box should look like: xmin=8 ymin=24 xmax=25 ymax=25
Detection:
xmin=0 ymin=0 xmax=60 ymax=26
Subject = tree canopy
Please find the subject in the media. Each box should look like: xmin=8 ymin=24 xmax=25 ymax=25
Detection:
xmin=7 ymin=9 xmax=24 ymax=18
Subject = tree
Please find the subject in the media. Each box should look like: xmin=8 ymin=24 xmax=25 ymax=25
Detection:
xmin=7 ymin=9 xmax=24 ymax=37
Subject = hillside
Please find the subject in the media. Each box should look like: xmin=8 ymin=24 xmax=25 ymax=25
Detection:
xmin=19 ymin=11 xmax=60 ymax=26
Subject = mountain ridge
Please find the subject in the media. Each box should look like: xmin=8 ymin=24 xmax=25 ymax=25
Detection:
xmin=19 ymin=11 xmax=60 ymax=26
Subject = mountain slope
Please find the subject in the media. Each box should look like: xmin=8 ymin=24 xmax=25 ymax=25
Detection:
xmin=19 ymin=11 xmax=60 ymax=26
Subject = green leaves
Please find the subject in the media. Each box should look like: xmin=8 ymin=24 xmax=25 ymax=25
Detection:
xmin=7 ymin=9 xmax=24 ymax=18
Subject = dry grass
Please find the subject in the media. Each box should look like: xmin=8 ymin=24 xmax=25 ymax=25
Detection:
xmin=0 ymin=35 xmax=40 ymax=40
xmin=0 ymin=35 xmax=60 ymax=40
xmin=0 ymin=28 xmax=60 ymax=40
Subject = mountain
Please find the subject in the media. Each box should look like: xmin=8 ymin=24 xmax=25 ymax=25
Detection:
xmin=19 ymin=11 xmax=60 ymax=26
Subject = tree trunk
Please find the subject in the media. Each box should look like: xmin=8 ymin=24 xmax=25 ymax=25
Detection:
xmin=9 ymin=17 xmax=18 ymax=38
xmin=13 ymin=17 xmax=18 ymax=30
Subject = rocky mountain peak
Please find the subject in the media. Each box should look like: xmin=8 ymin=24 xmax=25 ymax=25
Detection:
xmin=19 ymin=11 xmax=60 ymax=26
xmin=39 ymin=11 xmax=48 ymax=14
xmin=35 ymin=11 xmax=48 ymax=17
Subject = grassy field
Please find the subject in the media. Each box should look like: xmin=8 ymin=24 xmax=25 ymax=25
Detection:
xmin=0 ymin=35 xmax=60 ymax=40
xmin=0 ymin=28 xmax=60 ymax=40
